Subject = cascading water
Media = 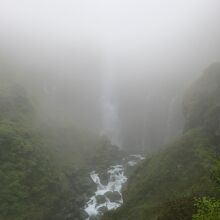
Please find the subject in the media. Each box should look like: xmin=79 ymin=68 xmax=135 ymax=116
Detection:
xmin=84 ymin=155 xmax=145 ymax=219
xmin=102 ymin=99 xmax=120 ymax=146
xmin=84 ymin=58 xmax=146 ymax=220
xmin=100 ymin=58 xmax=121 ymax=147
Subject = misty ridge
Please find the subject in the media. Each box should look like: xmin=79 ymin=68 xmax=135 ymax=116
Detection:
xmin=0 ymin=1 xmax=220 ymax=220
xmin=1 ymin=0 xmax=220 ymax=152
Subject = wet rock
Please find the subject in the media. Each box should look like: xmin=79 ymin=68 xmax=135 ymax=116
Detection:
xmin=98 ymin=206 xmax=108 ymax=213
xmin=95 ymin=195 xmax=106 ymax=205
xmin=104 ymin=191 xmax=121 ymax=202
xmin=90 ymin=215 xmax=99 ymax=220
xmin=99 ymin=172 xmax=109 ymax=185
xmin=80 ymin=210 xmax=89 ymax=219
xmin=84 ymin=155 xmax=144 ymax=219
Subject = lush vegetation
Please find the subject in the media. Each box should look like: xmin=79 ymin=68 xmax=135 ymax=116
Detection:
xmin=0 ymin=74 xmax=121 ymax=220
xmin=102 ymin=63 xmax=220 ymax=220
xmin=1 ymin=63 xmax=220 ymax=220
xmin=192 ymin=197 xmax=220 ymax=220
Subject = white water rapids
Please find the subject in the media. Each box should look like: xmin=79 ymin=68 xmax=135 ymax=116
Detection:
xmin=84 ymin=155 xmax=145 ymax=219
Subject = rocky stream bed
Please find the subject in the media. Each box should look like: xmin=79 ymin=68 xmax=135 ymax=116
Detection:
xmin=84 ymin=155 xmax=145 ymax=220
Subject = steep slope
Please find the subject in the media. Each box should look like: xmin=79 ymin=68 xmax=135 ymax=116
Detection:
xmin=0 ymin=77 xmax=61 ymax=220
xmin=102 ymin=63 xmax=220 ymax=220
xmin=0 ymin=74 xmax=121 ymax=220
xmin=183 ymin=63 xmax=220 ymax=135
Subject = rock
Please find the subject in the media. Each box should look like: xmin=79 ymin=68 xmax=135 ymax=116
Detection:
xmin=90 ymin=215 xmax=99 ymax=220
xmin=98 ymin=206 xmax=108 ymax=213
xmin=80 ymin=210 xmax=89 ymax=219
xmin=95 ymin=195 xmax=106 ymax=205
xmin=99 ymin=172 xmax=109 ymax=185
xmin=104 ymin=191 xmax=121 ymax=202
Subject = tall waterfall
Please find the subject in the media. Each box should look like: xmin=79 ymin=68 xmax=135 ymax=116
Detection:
xmin=101 ymin=65 xmax=120 ymax=147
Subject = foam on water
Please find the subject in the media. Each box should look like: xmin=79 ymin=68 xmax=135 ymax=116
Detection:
xmin=84 ymin=155 xmax=145 ymax=219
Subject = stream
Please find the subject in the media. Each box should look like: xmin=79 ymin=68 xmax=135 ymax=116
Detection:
xmin=84 ymin=155 xmax=145 ymax=219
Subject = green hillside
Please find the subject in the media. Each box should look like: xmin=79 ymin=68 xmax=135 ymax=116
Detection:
xmin=102 ymin=64 xmax=220 ymax=220
xmin=0 ymin=74 xmax=120 ymax=220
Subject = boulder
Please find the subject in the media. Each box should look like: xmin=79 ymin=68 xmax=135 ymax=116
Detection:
xmin=95 ymin=195 xmax=106 ymax=205
xmin=98 ymin=206 xmax=108 ymax=213
xmin=104 ymin=191 xmax=121 ymax=202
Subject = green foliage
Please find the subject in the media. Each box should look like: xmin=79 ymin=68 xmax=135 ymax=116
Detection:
xmin=103 ymin=129 xmax=216 ymax=220
xmin=192 ymin=197 xmax=220 ymax=220
xmin=103 ymin=64 xmax=220 ymax=220
xmin=183 ymin=63 xmax=220 ymax=135
xmin=209 ymin=153 xmax=220 ymax=191
xmin=157 ymin=197 xmax=197 ymax=220
xmin=0 ymin=84 xmax=62 ymax=220
xmin=0 ymin=79 xmax=120 ymax=220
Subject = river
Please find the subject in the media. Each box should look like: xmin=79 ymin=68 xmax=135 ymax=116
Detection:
xmin=84 ymin=155 xmax=145 ymax=219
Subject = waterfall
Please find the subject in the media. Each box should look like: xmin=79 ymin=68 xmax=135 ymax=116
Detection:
xmin=165 ymin=95 xmax=184 ymax=143
xmin=101 ymin=65 xmax=120 ymax=146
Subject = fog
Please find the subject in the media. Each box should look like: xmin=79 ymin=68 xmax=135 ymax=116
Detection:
xmin=1 ymin=0 xmax=220 ymax=152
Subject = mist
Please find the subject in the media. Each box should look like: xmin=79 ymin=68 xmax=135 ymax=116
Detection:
xmin=1 ymin=0 xmax=220 ymax=151
xmin=2 ymin=1 xmax=220 ymax=220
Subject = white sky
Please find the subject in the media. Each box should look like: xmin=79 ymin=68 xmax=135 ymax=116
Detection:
xmin=0 ymin=0 xmax=220 ymax=79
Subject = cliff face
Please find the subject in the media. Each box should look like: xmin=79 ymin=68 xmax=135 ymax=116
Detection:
xmin=102 ymin=64 xmax=220 ymax=220
xmin=117 ymin=80 xmax=185 ymax=153
xmin=183 ymin=63 xmax=220 ymax=137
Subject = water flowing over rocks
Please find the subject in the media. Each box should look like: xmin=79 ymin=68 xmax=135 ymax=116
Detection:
xmin=84 ymin=155 xmax=145 ymax=219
